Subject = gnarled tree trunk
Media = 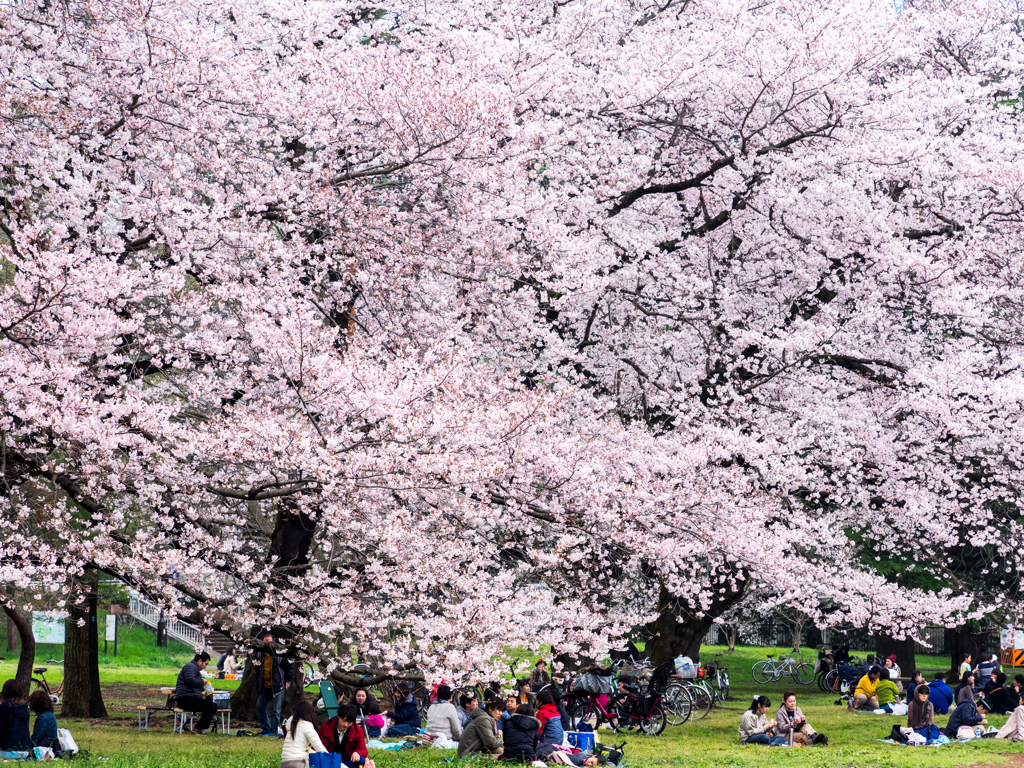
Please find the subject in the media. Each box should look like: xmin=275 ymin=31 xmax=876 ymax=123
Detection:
xmin=2 ymin=604 xmax=35 ymax=692
xmin=645 ymin=580 xmax=748 ymax=666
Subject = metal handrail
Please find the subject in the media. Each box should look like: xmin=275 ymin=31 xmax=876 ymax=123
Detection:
xmin=129 ymin=594 xmax=206 ymax=651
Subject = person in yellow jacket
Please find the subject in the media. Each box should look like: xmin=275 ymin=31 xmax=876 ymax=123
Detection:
xmin=850 ymin=666 xmax=882 ymax=711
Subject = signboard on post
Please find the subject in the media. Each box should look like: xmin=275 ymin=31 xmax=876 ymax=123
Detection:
xmin=105 ymin=614 xmax=116 ymax=641
xmin=31 ymin=613 xmax=65 ymax=645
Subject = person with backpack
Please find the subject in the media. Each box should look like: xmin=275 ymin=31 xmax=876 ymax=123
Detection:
xmin=281 ymin=700 xmax=327 ymax=768
xmin=501 ymin=703 xmax=540 ymax=762
xmin=928 ymin=672 xmax=955 ymax=715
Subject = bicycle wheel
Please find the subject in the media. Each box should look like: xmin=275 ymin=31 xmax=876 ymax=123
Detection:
xmin=640 ymin=702 xmax=667 ymax=736
xmin=794 ymin=662 xmax=815 ymax=685
xmin=570 ymin=700 xmax=593 ymax=730
xmin=688 ymin=685 xmax=714 ymax=720
xmin=664 ymin=684 xmax=692 ymax=725
xmin=751 ymin=661 xmax=772 ymax=684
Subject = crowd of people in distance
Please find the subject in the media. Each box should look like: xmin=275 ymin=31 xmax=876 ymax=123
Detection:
xmin=0 ymin=679 xmax=62 ymax=754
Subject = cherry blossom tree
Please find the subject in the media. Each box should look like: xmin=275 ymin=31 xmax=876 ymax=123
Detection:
xmin=2 ymin=0 xmax=1023 ymax=688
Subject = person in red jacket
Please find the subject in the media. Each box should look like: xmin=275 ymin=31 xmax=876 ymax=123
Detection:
xmin=316 ymin=705 xmax=376 ymax=768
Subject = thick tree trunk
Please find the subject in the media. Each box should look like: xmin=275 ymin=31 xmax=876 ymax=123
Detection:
xmin=61 ymin=575 xmax=107 ymax=718
xmin=2 ymin=605 xmax=35 ymax=692
xmin=876 ymin=632 xmax=916 ymax=678
xmin=645 ymin=581 xmax=747 ymax=666
xmin=946 ymin=625 xmax=989 ymax=682
xmin=230 ymin=659 xmax=260 ymax=721
xmin=6 ymin=614 xmax=18 ymax=653
xmin=806 ymin=626 xmax=824 ymax=650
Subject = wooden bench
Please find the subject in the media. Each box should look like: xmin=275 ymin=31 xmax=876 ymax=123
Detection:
xmin=139 ymin=687 xmax=176 ymax=731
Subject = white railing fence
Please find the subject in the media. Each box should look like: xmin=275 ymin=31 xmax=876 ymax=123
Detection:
xmin=129 ymin=594 xmax=206 ymax=651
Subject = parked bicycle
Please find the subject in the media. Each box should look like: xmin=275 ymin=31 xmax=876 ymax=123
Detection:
xmin=32 ymin=660 xmax=64 ymax=706
xmin=569 ymin=663 xmax=670 ymax=736
xmin=751 ymin=650 xmax=815 ymax=685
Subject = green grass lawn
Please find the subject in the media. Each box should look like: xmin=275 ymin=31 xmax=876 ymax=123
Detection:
xmin=6 ymin=638 xmax=1024 ymax=766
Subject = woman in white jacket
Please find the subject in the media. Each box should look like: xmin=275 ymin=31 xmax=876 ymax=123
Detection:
xmin=281 ymin=701 xmax=328 ymax=768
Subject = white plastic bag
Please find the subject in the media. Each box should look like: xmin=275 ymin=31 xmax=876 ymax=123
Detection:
xmin=675 ymin=656 xmax=696 ymax=678
xmin=956 ymin=725 xmax=977 ymax=740
xmin=58 ymin=727 xmax=79 ymax=755
xmin=32 ymin=746 xmax=55 ymax=760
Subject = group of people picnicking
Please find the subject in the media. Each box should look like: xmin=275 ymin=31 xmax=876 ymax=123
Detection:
xmin=276 ymin=660 xmax=608 ymax=768
xmin=740 ymin=649 xmax=1024 ymax=747
xmin=0 ymin=679 xmax=61 ymax=755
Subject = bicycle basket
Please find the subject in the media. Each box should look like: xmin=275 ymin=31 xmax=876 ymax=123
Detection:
xmin=576 ymin=672 xmax=617 ymax=695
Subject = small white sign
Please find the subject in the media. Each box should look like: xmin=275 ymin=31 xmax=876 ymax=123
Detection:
xmin=32 ymin=613 xmax=65 ymax=644
xmin=105 ymin=614 xmax=116 ymax=641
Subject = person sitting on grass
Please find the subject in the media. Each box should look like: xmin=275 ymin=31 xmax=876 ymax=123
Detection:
xmin=385 ymin=683 xmax=421 ymax=737
xmin=907 ymin=684 xmax=937 ymax=740
xmin=945 ymin=696 xmax=989 ymax=738
xmin=281 ymin=700 xmax=327 ymax=768
xmin=28 ymin=690 xmax=59 ymax=754
xmin=906 ymin=670 xmax=925 ymax=703
xmin=353 ymin=689 xmax=384 ymax=737
xmin=983 ymin=671 xmax=1003 ymax=696
xmin=884 ymin=655 xmax=902 ymax=685
xmin=956 ymin=671 xmax=977 ymax=705
xmin=776 ymin=692 xmax=827 ymax=745
xmin=876 ymin=669 xmax=901 ymax=712
xmin=499 ymin=695 xmax=519 ymax=732
xmin=997 ymin=690 xmax=1024 ymax=740
xmin=457 ymin=697 xmax=504 ymax=759
xmin=456 ymin=693 xmax=478 ymax=729
xmin=851 ymin=665 xmax=882 ymax=711
xmin=0 ymin=680 xmax=30 ymax=752
xmin=738 ymin=696 xmax=785 ymax=746
xmin=501 ymin=704 xmax=540 ymax=763
xmin=535 ymin=690 xmax=564 ymax=757
xmin=517 ymin=679 xmax=533 ymax=707
xmin=928 ymin=672 xmax=955 ymax=715
xmin=174 ymin=651 xmax=219 ymax=735
xmin=317 ymin=704 xmax=376 ymax=768
xmin=986 ymin=674 xmax=1019 ymax=715
xmin=424 ymin=684 xmax=462 ymax=741
xmin=978 ymin=653 xmax=1000 ymax=680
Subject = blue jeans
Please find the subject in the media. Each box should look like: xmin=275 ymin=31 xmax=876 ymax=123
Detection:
xmin=256 ymin=687 xmax=281 ymax=734
xmin=745 ymin=734 xmax=787 ymax=746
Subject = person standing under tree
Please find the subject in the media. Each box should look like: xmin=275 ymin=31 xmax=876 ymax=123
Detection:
xmin=253 ymin=633 xmax=293 ymax=737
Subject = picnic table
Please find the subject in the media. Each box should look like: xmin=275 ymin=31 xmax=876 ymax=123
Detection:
xmin=138 ymin=686 xmax=233 ymax=734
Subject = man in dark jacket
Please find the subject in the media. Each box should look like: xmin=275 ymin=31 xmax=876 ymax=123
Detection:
xmin=945 ymin=697 xmax=989 ymax=737
xmin=385 ymin=684 xmax=421 ymax=736
xmin=175 ymin=651 xmax=219 ymax=734
xmin=501 ymin=706 xmax=540 ymax=762
xmin=928 ymin=673 xmax=955 ymax=715
xmin=252 ymin=633 xmax=293 ymax=736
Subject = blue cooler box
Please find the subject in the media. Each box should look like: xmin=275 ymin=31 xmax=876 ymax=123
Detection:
xmin=567 ymin=732 xmax=596 ymax=751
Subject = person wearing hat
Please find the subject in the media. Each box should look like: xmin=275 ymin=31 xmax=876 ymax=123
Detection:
xmin=175 ymin=651 xmax=219 ymax=734
xmin=385 ymin=683 xmax=422 ymax=736
xmin=883 ymin=655 xmax=902 ymax=690
xmin=945 ymin=695 xmax=990 ymax=738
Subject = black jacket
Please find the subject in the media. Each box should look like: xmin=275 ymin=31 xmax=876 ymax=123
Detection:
xmin=945 ymin=700 xmax=984 ymax=737
xmin=251 ymin=652 xmax=293 ymax=695
xmin=386 ymin=698 xmax=420 ymax=729
xmin=0 ymin=700 xmax=31 ymax=751
xmin=987 ymin=686 xmax=1019 ymax=715
xmin=175 ymin=661 xmax=206 ymax=700
xmin=501 ymin=714 xmax=540 ymax=762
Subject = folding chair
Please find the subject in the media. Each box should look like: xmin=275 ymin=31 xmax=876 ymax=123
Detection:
xmin=319 ymin=680 xmax=340 ymax=719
